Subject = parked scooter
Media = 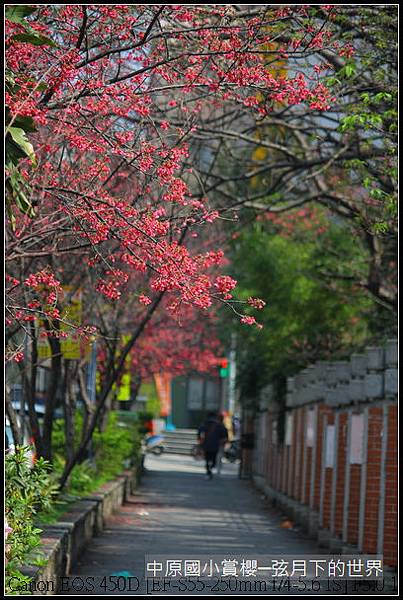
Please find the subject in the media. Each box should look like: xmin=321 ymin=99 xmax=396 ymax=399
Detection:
xmin=224 ymin=439 xmax=241 ymax=463
xmin=191 ymin=443 xmax=204 ymax=460
xmin=143 ymin=434 xmax=165 ymax=455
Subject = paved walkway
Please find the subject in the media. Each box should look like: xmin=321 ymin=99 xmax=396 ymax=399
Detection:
xmin=61 ymin=454 xmax=333 ymax=595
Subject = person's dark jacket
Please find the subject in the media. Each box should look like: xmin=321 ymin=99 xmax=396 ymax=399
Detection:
xmin=198 ymin=418 xmax=228 ymax=453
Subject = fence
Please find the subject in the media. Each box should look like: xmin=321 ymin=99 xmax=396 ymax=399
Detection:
xmin=250 ymin=339 xmax=398 ymax=569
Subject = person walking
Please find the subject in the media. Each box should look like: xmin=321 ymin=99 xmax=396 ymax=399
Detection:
xmin=198 ymin=412 xmax=228 ymax=480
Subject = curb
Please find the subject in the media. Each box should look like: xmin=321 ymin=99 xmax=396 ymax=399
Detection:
xmin=19 ymin=464 xmax=142 ymax=596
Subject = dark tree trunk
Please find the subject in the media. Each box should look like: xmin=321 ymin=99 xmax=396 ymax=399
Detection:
xmin=41 ymin=328 xmax=62 ymax=462
xmin=59 ymin=291 xmax=164 ymax=489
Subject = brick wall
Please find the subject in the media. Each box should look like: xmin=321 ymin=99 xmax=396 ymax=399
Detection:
xmin=333 ymin=412 xmax=347 ymax=537
xmin=362 ymin=406 xmax=383 ymax=554
xmin=383 ymin=404 xmax=397 ymax=567
xmin=252 ymin=339 xmax=398 ymax=569
xmin=347 ymin=462 xmax=361 ymax=545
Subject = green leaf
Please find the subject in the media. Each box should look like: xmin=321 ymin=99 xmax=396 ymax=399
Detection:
xmin=15 ymin=189 xmax=36 ymax=217
xmin=5 ymin=5 xmax=37 ymax=23
xmin=339 ymin=61 xmax=356 ymax=79
xmin=11 ymin=32 xmax=56 ymax=47
xmin=6 ymin=165 xmax=36 ymax=220
xmin=374 ymin=92 xmax=392 ymax=103
xmin=372 ymin=222 xmax=388 ymax=234
xmin=7 ymin=127 xmax=36 ymax=166
xmin=326 ymin=77 xmax=341 ymax=87
xmin=6 ymin=197 xmax=17 ymax=231
xmin=345 ymin=64 xmax=355 ymax=77
xmin=12 ymin=115 xmax=37 ymax=133
xmin=6 ymin=138 xmax=28 ymax=165
xmin=36 ymin=82 xmax=48 ymax=92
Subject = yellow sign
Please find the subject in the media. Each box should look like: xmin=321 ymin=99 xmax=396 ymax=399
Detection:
xmin=36 ymin=285 xmax=82 ymax=360
xmin=96 ymin=370 xmax=101 ymax=393
xmin=112 ymin=335 xmax=132 ymax=401
xmin=116 ymin=373 xmax=131 ymax=401
xmin=60 ymin=286 xmax=82 ymax=359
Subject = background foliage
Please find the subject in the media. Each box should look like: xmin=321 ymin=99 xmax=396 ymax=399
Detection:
xmin=220 ymin=207 xmax=381 ymax=404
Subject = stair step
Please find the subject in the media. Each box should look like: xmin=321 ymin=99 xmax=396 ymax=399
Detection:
xmin=163 ymin=450 xmax=193 ymax=455
xmin=162 ymin=429 xmax=198 ymax=436
xmin=162 ymin=436 xmax=197 ymax=443
xmin=162 ymin=440 xmax=195 ymax=448
xmin=163 ymin=436 xmax=197 ymax=442
xmin=158 ymin=429 xmax=199 ymax=455
xmin=163 ymin=428 xmax=198 ymax=434
xmin=162 ymin=436 xmax=198 ymax=443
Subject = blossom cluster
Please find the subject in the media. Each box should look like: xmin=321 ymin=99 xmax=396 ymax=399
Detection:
xmin=5 ymin=4 xmax=346 ymax=350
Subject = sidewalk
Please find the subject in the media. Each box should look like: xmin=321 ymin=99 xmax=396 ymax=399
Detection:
xmin=60 ymin=454 xmax=333 ymax=595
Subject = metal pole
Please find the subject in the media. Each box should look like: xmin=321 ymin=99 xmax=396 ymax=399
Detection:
xmin=86 ymin=339 xmax=97 ymax=461
xmin=21 ymin=334 xmax=29 ymax=442
xmin=86 ymin=338 xmax=97 ymax=402
xmin=228 ymin=332 xmax=237 ymax=415
xmin=220 ymin=375 xmax=227 ymax=412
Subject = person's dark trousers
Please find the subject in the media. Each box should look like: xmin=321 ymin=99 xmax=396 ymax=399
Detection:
xmin=205 ymin=450 xmax=217 ymax=475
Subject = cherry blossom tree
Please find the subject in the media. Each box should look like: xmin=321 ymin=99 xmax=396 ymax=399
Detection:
xmin=188 ymin=6 xmax=397 ymax=313
xmin=5 ymin=4 xmax=353 ymax=485
xmin=5 ymin=5 xmax=346 ymax=336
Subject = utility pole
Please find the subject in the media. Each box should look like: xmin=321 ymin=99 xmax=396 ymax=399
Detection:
xmin=219 ymin=374 xmax=226 ymax=413
xmin=228 ymin=332 xmax=237 ymax=416
xmin=86 ymin=338 xmax=97 ymax=461
xmin=20 ymin=334 xmax=29 ymax=441
xmin=86 ymin=338 xmax=97 ymax=403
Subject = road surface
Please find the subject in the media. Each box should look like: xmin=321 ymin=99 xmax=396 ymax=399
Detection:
xmin=60 ymin=454 xmax=362 ymax=595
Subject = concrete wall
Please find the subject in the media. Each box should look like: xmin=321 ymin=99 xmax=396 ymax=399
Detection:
xmin=251 ymin=340 xmax=398 ymax=570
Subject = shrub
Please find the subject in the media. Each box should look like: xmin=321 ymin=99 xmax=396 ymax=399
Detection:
xmin=50 ymin=410 xmax=142 ymax=496
xmin=5 ymin=448 xmax=59 ymax=594
xmin=92 ymin=411 xmax=142 ymax=480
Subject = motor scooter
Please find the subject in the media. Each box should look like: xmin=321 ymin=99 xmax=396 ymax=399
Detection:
xmin=143 ymin=434 xmax=165 ymax=455
xmin=224 ymin=439 xmax=241 ymax=463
